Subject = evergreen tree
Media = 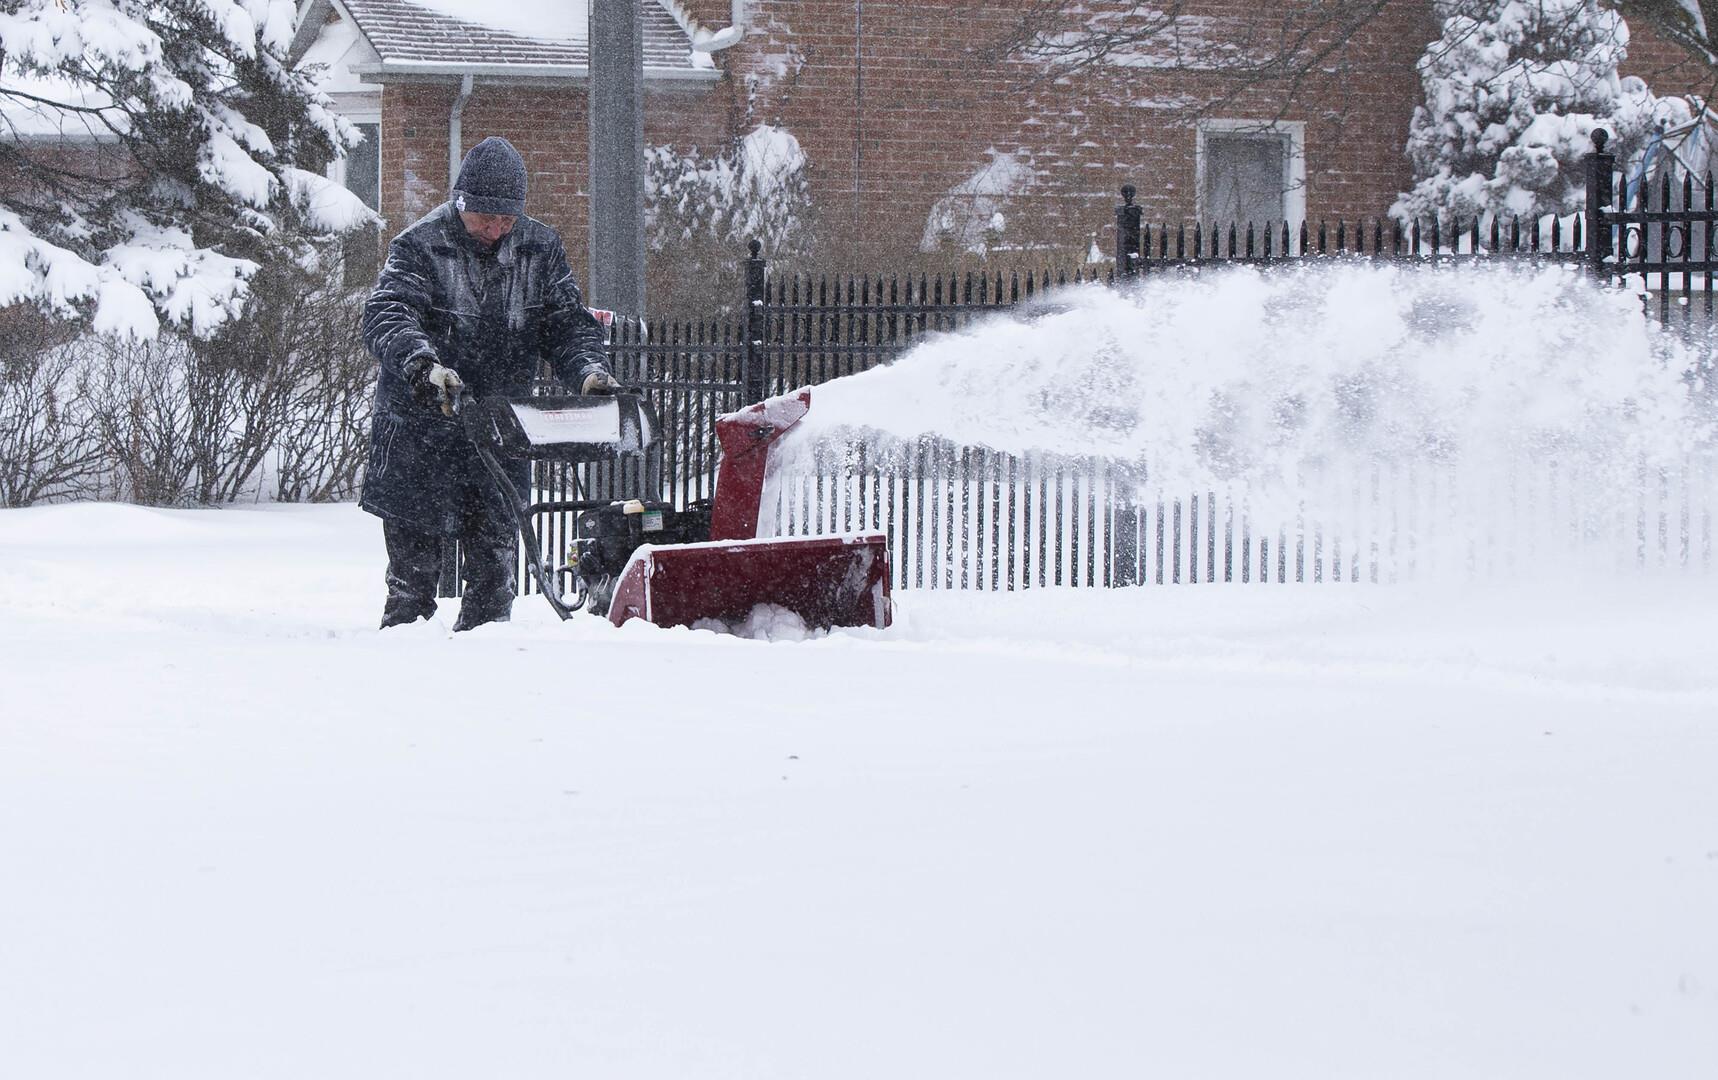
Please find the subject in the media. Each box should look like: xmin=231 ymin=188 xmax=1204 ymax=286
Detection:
xmin=1393 ymin=0 xmax=1690 ymax=231
xmin=1 ymin=0 xmax=372 ymax=338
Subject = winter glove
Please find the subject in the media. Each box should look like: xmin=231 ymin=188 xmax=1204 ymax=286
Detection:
xmin=581 ymin=370 xmax=620 ymax=395
xmin=405 ymin=354 xmax=465 ymax=416
xmin=428 ymin=364 xmax=464 ymax=416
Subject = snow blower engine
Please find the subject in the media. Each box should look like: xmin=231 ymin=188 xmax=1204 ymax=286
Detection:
xmin=459 ymin=390 xmax=892 ymax=631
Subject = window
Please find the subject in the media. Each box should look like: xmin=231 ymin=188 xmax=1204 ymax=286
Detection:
xmin=1197 ymin=121 xmax=1305 ymax=231
xmin=339 ymin=122 xmax=381 ymax=287
xmin=344 ymin=122 xmax=381 ymax=211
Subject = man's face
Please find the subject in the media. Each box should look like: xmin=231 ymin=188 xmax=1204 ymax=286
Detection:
xmin=459 ymin=211 xmax=517 ymax=248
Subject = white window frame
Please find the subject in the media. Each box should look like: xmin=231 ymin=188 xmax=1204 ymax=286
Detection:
xmin=326 ymin=114 xmax=383 ymax=287
xmin=325 ymin=109 xmax=382 ymax=199
xmin=1195 ymin=119 xmax=1306 ymax=227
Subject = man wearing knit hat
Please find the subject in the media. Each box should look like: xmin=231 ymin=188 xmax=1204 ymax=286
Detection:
xmin=361 ymin=135 xmax=619 ymax=631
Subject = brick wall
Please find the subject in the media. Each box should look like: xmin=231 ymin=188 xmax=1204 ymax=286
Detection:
xmin=1623 ymin=16 xmax=1714 ymax=97
xmin=723 ymin=1 xmax=1038 ymax=256
xmin=710 ymin=0 xmax=1443 ymax=260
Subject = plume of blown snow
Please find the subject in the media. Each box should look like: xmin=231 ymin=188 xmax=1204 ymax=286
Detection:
xmin=784 ymin=261 xmax=1713 ymax=529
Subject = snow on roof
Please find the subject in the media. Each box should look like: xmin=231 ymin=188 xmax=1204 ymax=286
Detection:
xmin=410 ymin=0 xmax=586 ymax=42
xmin=334 ymin=0 xmax=712 ymax=74
xmin=297 ymin=7 xmax=382 ymax=95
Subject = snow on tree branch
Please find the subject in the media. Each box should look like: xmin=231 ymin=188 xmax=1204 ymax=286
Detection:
xmin=1001 ymin=1 xmax=1717 ymax=122
xmin=0 ymin=206 xmax=249 ymax=339
xmin=1 ymin=0 xmax=372 ymax=339
xmin=1394 ymin=1 xmax=1694 ymax=230
xmin=281 ymin=168 xmax=373 ymax=234
xmin=1619 ymin=0 xmax=1718 ymax=65
xmin=1002 ymin=0 xmax=1397 ymax=117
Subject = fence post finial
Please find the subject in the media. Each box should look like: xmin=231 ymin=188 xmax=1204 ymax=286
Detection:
xmin=1586 ymin=128 xmax=1615 ymax=278
xmin=1116 ymin=184 xmax=1142 ymax=279
xmin=743 ymin=239 xmax=768 ymax=404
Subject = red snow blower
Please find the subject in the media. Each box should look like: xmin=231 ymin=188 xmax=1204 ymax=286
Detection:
xmin=460 ymin=389 xmax=891 ymax=631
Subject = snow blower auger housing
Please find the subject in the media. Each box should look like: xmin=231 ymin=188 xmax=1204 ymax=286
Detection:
xmin=461 ymin=389 xmax=892 ymax=631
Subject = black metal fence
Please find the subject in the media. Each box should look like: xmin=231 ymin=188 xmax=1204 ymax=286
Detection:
xmin=741 ymin=246 xmax=1112 ymax=404
xmin=498 ymin=129 xmax=1716 ymax=597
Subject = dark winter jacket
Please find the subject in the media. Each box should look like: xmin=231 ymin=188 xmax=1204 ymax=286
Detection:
xmin=359 ymin=202 xmax=609 ymax=533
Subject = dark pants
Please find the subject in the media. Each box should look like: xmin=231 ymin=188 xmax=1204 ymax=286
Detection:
xmin=380 ymin=502 xmax=517 ymax=631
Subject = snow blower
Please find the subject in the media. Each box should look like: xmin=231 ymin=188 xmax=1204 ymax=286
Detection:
xmin=460 ymin=389 xmax=892 ymax=631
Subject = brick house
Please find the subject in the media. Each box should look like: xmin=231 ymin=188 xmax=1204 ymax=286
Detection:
xmin=289 ymin=0 xmax=1711 ymax=294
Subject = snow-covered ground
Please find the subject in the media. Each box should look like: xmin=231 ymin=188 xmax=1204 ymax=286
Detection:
xmin=2 ymin=501 xmax=1715 ymax=1078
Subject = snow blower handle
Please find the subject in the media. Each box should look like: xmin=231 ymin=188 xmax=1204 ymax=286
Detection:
xmin=456 ymin=388 xmax=590 ymax=620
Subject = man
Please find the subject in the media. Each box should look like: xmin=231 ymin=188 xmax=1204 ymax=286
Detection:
xmin=361 ymin=136 xmax=618 ymax=631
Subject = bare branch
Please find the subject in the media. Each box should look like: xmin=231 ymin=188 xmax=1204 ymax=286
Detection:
xmin=997 ymin=0 xmax=1718 ymax=124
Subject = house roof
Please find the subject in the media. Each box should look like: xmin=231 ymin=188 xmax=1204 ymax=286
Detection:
xmin=293 ymin=0 xmax=718 ymax=80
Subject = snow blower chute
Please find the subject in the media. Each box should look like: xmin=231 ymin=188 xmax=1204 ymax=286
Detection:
xmin=461 ymin=389 xmax=891 ymax=631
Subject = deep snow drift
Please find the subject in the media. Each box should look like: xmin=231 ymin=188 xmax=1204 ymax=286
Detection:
xmin=2 ymin=502 xmax=1716 ymax=1079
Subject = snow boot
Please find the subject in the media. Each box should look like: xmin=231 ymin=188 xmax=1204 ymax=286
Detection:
xmin=451 ymin=602 xmax=511 ymax=632
xmin=380 ymin=596 xmax=437 ymax=629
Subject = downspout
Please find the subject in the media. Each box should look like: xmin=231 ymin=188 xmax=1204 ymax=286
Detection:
xmin=448 ymin=73 xmax=474 ymax=195
xmin=690 ymin=0 xmax=746 ymax=51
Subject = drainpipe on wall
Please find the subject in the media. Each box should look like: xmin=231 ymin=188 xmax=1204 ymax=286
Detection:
xmin=448 ymin=73 xmax=474 ymax=195
xmin=690 ymin=0 xmax=746 ymax=51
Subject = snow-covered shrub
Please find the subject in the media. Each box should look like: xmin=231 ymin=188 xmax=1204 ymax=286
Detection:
xmin=921 ymin=151 xmax=1039 ymax=256
xmin=147 ymin=246 xmax=374 ymax=505
xmin=261 ymin=278 xmax=373 ymax=504
xmin=78 ymin=334 xmax=266 ymax=506
xmin=646 ymin=124 xmax=811 ymax=255
xmin=1393 ymin=0 xmax=1692 ymax=230
xmin=644 ymin=125 xmax=812 ymax=314
xmin=0 ymin=309 xmax=106 ymax=506
xmin=1 ymin=0 xmax=374 ymax=339
xmin=22 ymin=243 xmax=375 ymax=507
xmin=0 ymin=236 xmax=373 ymax=507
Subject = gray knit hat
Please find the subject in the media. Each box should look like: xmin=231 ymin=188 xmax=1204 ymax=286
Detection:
xmin=451 ymin=136 xmax=527 ymax=216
